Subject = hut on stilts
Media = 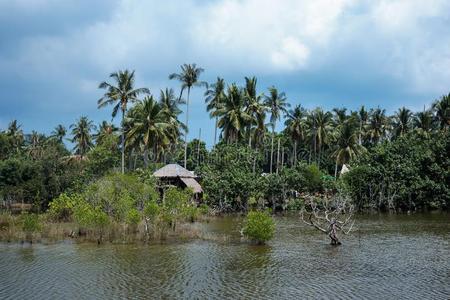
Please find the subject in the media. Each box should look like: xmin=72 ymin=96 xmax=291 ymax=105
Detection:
xmin=153 ymin=164 xmax=203 ymax=200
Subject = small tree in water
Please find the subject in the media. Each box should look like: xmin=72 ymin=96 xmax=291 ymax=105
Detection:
xmin=300 ymin=195 xmax=355 ymax=245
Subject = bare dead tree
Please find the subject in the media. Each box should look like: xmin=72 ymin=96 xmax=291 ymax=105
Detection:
xmin=300 ymin=194 xmax=355 ymax=245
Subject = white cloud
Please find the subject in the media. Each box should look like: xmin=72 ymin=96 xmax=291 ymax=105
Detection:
xmin=271 ymin=37 xmax=310 ymax=70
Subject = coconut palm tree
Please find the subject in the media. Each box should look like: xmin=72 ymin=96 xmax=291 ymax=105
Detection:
xmin=98 ymin=69 xmax=150 ymax=173
xmin=215 ymin=84 xmax=251 ymax=144
xmin=243 ymin=77 xmax=267 ymax=149
xmin=314 ymin=108 xmax=333 ymax=167
xmin=367 ymin=108 xmax=388 ymax=145
xmin=414 ymin=110 xmax=434 ymax=136
xmin=169 ymin=63 xmax=206 ymax=168
xmin=332 ymin=107 xmax=347 ymax=128
xmin=127 ymin=96 xmax=170 ymax=166
xmin=332 ymin=119 xmax=364 ymax=178
xmin=50 ymin=124 xmax=66 ymax=143
xmin=94 ymin=121 xmax=118 ymax=146
xmin=285 ymin=104 xmax=307 ymax=166
xmin=70 ymin=116 xmax=95 ymax=158
xmin=358 ymin=106 xmax=369 ymax=145
xmin=27 ymin=130 xmax=46 ymax=160
xmin=392 ymin=107 xmax=412 ymax=138
xmin=205 ymin=77 xmax=225 ymax=147
xmin=432 ymin=93 xmax=450 ymax=130
xmin=264 ymin=86 xmax=289 ymax=173
xmin=6 ymin=120 xmax=24 ymax=152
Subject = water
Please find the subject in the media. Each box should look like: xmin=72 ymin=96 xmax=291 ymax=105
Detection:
xmin=0 ymin=213 xmax=449 ymax=299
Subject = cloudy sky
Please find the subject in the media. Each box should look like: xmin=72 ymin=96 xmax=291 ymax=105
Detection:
xmin=1 ymin=0 xmax=449 ymax=147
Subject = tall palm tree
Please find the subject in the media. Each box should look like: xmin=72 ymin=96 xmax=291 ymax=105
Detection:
xmin=159 ymin=88 xmax=184 ymax=118
xmin=285 ymin=104 xmax=307 ymax=166
xmin=332 ymin=119 xmax=364 ymax=178
xmin=205 ymin=77 xmax=225 ymax=147
xmin=98 ymin=69 xmax=150 ymax=173
xmin=367 ymin=108 xmax=388 ymax=145
xmin=358 ymin=106 xmax=369 ymax=145
xmin=314 ymin=108 xmax=333 ymax=167
xmin=432 ymin=93 xmax=450 ymax=130
xmin=127 ymin=96 xmax=170 ymax=166
xmin=169 ymin=63 xmax=206 ymax=168
xmin=243 ymin=77 xmax=267 ymax=148
xmin=332 ymin=107 xmax=347 ymax=128
xmin=392 ymin=107 xmax=412 ymax=138
xmin=70 ymin=116 xmax=95 ymax=158
xmin=215 ymin=84 xmax=251 ymax=144
xmin=264 ymin=86 xmax=289 ymax=173
xmin=50 ymin=124 xmax=66 ymax=143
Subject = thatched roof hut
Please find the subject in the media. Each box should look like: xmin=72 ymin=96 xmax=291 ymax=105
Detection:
xmin=153 ymin=164 xmax=203 ymax=194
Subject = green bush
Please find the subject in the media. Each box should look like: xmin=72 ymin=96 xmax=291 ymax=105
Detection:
xmin=242 ymin=210 xmax=275 ymax=244
xmin=48 ymin=193 xmax=83 ymax=221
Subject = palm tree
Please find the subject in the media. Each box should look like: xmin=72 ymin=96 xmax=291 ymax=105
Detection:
xmin=285 ymin=104 xmax=307 ymax=166
xmin=94 ymin=121 xmax=118 ymax=146
xmin=127 ymin=96 xmax=170 ymax=166
xmin=215 ymin=84 xmax=251 ymax=144
xmin=50 ymin=124 xmax=66 ymax=143
xmin=169 ymin=63 xmax=206 ymax=168
xmin=264 ymin=86 xmax=289 ymax=173
xmin=6 ymin=120 xmax=24 ymax=152
xmin=332 ymin=107 xmax=347 ymax=128
xmin=332 ymin=119 xmax=364 ymax=178
xmin=314 ymin=108 xmax=332 ymax=167
xmin=367 ymin=108 xmax=388 ymax=145
xmin=432 ymin=93 xmax=450 ymax=130
xmin=358 ymin=106 xmax=369 ymax=145
xmin=27 ymin=130 xmax=45 ymax=160
xmin=205 ymin=77 xmax=225 ymax=147
xmin=159 ymin=88 xmax=184 ymax=118
xmin=98 ymin=69 xmax=150 ymax=173
xmin=392 ymin=107 xmax=412 ymax=138
xmin=70 ymin=116 xmax=95 ymax=158
xmin=414 ymin=109 xmax=434 ymax=136
xmin=243 ymin=77 xmax=267 ymax=148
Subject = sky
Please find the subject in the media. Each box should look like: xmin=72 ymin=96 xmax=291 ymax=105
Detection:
xmin=0 ymin=0 xmax=449 ymax=148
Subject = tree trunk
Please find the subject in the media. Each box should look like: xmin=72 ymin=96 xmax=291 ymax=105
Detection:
xmin=334 ymin=161 xmax=338 ymax=179
xmin=143 ymin=147 xmax=149 ymax=168
xmin=214 ymin=116 xmax=218 ymax=148
xmin=197 ymin=128 xmax=201 ymax=167
xmin=121 ymin=108 xmax=126 ymax=174
xmin=294 ymin=140 xmax=297 ymax=166
xmin=184 ymin=87 xmax=191 ymax=169
xmin=329 ymin=222 xmax=341 ymax=245
xmin=276 ymin=137 xmax=281 ymax=174
xmin=270 ymin=124 xmax=275 ymax=173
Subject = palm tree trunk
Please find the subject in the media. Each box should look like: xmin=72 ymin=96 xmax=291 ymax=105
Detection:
xmin=334 ymin=161 xmax=338 ymax=179
xmin=121 ymin=109 xmax=125 ymax=174
xmin=294 ymin=140 xmax=297 ymax=166
xmin=276 ymin=137 xmax=280 ymax=174
xmin=214 ymin=116 xmax=218 ymax=148
xmin=143 ymin=147 xmax=149 ymax=168
xmin=270 ymin=124 xmax=275 ymax=173
xmin=184 ymin=87 xmax=190 ymax=169
xmin=359 ymin=121 xmax=362 ymax=145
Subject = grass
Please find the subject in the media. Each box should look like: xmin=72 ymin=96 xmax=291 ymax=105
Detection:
xmin=0 ymin=212 xmax=213 ymax=245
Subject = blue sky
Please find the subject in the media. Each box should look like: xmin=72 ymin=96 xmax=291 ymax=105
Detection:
xmin=1 ymin=0 xmax=449 ymax=147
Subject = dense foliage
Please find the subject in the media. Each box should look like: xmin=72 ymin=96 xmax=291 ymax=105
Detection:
xmin=1 ymin=65 xmax=449 ymax=214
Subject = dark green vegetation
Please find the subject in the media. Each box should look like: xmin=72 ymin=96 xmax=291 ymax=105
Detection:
xmin=0 ymin=65 xmax=449 ymax=227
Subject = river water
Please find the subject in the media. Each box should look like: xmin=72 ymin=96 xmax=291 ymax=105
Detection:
xmin=0 ymin=213 xmax=449 ymax=299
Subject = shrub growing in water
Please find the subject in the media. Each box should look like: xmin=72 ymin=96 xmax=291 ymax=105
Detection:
xmin=242 ymin=210 xmax=275 ymax=244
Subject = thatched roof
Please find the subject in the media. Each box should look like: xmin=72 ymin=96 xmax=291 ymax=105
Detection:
xmin=180 ymin=177 xmax=203 ymax=194
xmin=153 ymin=164 xmax=197 ymax=178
